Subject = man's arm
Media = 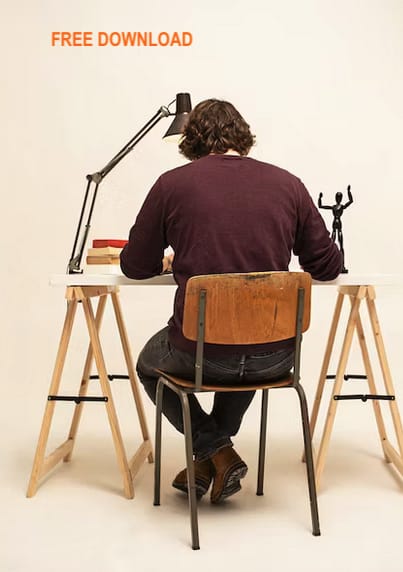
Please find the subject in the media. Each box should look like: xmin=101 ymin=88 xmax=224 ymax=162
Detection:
xmin=120 ymin=177 xmax=168 ymax=279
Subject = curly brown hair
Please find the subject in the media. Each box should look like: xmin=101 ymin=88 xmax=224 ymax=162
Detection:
xmin=179 ymin=99 xmax=255 ymax=160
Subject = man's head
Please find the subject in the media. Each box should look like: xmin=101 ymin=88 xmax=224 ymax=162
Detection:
xmin=335 ymin=192 xmax=343 ymax=204
xmin=179 ymin=99 xmax=255 ymax=160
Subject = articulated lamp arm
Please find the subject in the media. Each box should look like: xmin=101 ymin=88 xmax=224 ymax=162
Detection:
xmin=67 ymin=94 xmax=190 ymax=274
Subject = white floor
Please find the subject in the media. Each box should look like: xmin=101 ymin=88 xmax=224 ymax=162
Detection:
xmin=2 ymin=380 xmax=403 ymax=572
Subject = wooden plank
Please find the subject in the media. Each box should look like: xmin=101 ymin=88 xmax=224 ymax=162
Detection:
xmin=309 ymin=291 xmax=344 ymax=439
xmin=128 ymin=440 xmax=153 ymax=478
xmin=183 ymin=272 xmax=312 ymax=344
xmin=338 ymin=285 xmax=360 ymax=296
xmin=354 ymin=308 xmax=390 ymax=462
xmin=81 ymin=296 xmax=134 ymax=499
xmin=366 ymin=294 xmax=403 ymax=457
xmin=111 ymin=291 xmax=154 ymax=463
xmin=40 ymin=439 xmax=74 ymax=478
xmin=66 ymin=286 xmax=116 ymax=301
xmin=64 ymin=293 xmax=108 ymax=462
xmin=26 ymin=299 xmax=78 ymax=497
xmin=383 ymin=440 xmax=403 ymax=476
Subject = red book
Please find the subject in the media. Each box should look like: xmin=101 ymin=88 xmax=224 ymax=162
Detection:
xmin=92 ymin=239 xmax=128 ymax=248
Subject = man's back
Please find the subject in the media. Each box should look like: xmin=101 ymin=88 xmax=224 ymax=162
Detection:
xmin=160 ymin=154 xmax=339 ymax=279
xmin=121 ymin=153 xmax=341 ymax=354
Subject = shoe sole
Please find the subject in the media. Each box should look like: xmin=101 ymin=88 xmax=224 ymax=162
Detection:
xmin=217 ymin=481 xmax=242 ymax=501
xmin=172 ymin=478 xmax=210 ymax=499
xmin=211 ymin=463 xmax=248 ymax=504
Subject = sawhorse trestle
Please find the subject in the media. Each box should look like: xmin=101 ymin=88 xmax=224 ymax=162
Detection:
xmin=310 ymin=285 xmax=403 ymax=488
xmin=27 ymin=285 xmax=153 ymax=499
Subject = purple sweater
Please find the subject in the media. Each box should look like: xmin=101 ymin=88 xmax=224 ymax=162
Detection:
xmin=121 ymin=155 xmax=342 ymax=355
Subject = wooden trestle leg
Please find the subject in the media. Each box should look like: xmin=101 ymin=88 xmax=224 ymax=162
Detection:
xmin=27 ymin=285 xmax=153 ymax=499
xmin=309 ymin=285 xmax=403 ymax=488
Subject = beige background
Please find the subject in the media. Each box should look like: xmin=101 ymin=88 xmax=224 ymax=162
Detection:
xmin=1 ymin=1 xmax=403 ymax=570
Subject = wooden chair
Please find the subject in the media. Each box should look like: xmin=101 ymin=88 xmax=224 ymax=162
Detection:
xmin=153 ymin=271 xmax=320 ymax=549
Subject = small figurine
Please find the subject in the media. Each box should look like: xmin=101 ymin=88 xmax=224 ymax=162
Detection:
xmin=318 ymin=185 xmax=353 ymax=273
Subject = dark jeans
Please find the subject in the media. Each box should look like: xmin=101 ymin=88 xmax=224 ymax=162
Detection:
xmin=136 ymin=327 xmax=294 ymax=461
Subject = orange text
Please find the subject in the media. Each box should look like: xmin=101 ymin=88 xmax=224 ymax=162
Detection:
xmin=51 ymin=31 xmax=193 ymax=47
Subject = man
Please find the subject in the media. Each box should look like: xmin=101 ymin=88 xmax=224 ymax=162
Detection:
xmin=120 ymin=99 xmax=342 ymax=504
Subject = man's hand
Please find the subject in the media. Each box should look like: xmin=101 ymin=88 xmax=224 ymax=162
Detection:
xmin=162 ymin=253 xmax=174 ymax=273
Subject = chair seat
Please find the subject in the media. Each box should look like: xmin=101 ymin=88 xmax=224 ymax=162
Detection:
xmin=155 ymin=368 xmax=293 ymax=392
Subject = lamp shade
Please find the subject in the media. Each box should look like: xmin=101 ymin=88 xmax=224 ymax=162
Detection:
xmin=163 ymin=93 xmax=192 ymax=139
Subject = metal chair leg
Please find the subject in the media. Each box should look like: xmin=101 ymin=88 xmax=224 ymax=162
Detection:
xmin=179 ymin=391 xmax=200 ymax=550
xmin=153 ymin=379 xmax=164 ymax=506
xmin=257 ymin=389 xmax=269 ymax=495
xmin=295 ymin=384 xmax=321 ymax=536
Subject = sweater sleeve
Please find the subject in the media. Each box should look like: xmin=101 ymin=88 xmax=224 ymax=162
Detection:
xmin=293 ymin=182 xmax=342 ymax=281
xmin=120 ymin=177 xmax=168 ymax=279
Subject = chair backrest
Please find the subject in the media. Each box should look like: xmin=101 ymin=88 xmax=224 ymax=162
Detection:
xmin=182 ymin=271 xmax=312 ymax=345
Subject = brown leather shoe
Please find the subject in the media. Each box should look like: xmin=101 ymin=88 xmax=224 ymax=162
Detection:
xmin=210 ymin=446 xmax=248 ymax=504
xmin=172 ymin=459 xmax=214 ymax=498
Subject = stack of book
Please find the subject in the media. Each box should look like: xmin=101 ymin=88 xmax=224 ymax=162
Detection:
xmin=86 ymin=239 xmax=128 ymax=266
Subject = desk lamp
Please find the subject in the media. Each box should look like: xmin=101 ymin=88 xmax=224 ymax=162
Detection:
xmin=67 ymin=92 xmax=192 ymax=274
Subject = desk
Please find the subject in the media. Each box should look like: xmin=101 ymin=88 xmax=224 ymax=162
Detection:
xmin=27 ymin=273 xmax=403 ymax=497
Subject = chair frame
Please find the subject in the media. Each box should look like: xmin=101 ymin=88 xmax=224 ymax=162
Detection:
xmin=153 ymin=272 xmax=320 ymax=550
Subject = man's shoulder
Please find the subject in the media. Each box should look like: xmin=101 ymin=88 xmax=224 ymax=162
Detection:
xmin=157 ymin=155 xmax=304 ymax=189
xmin=159 ymin=159 xmax=194 ymax=181
xmin=247 ymin=156 xmax=302 ymax=182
